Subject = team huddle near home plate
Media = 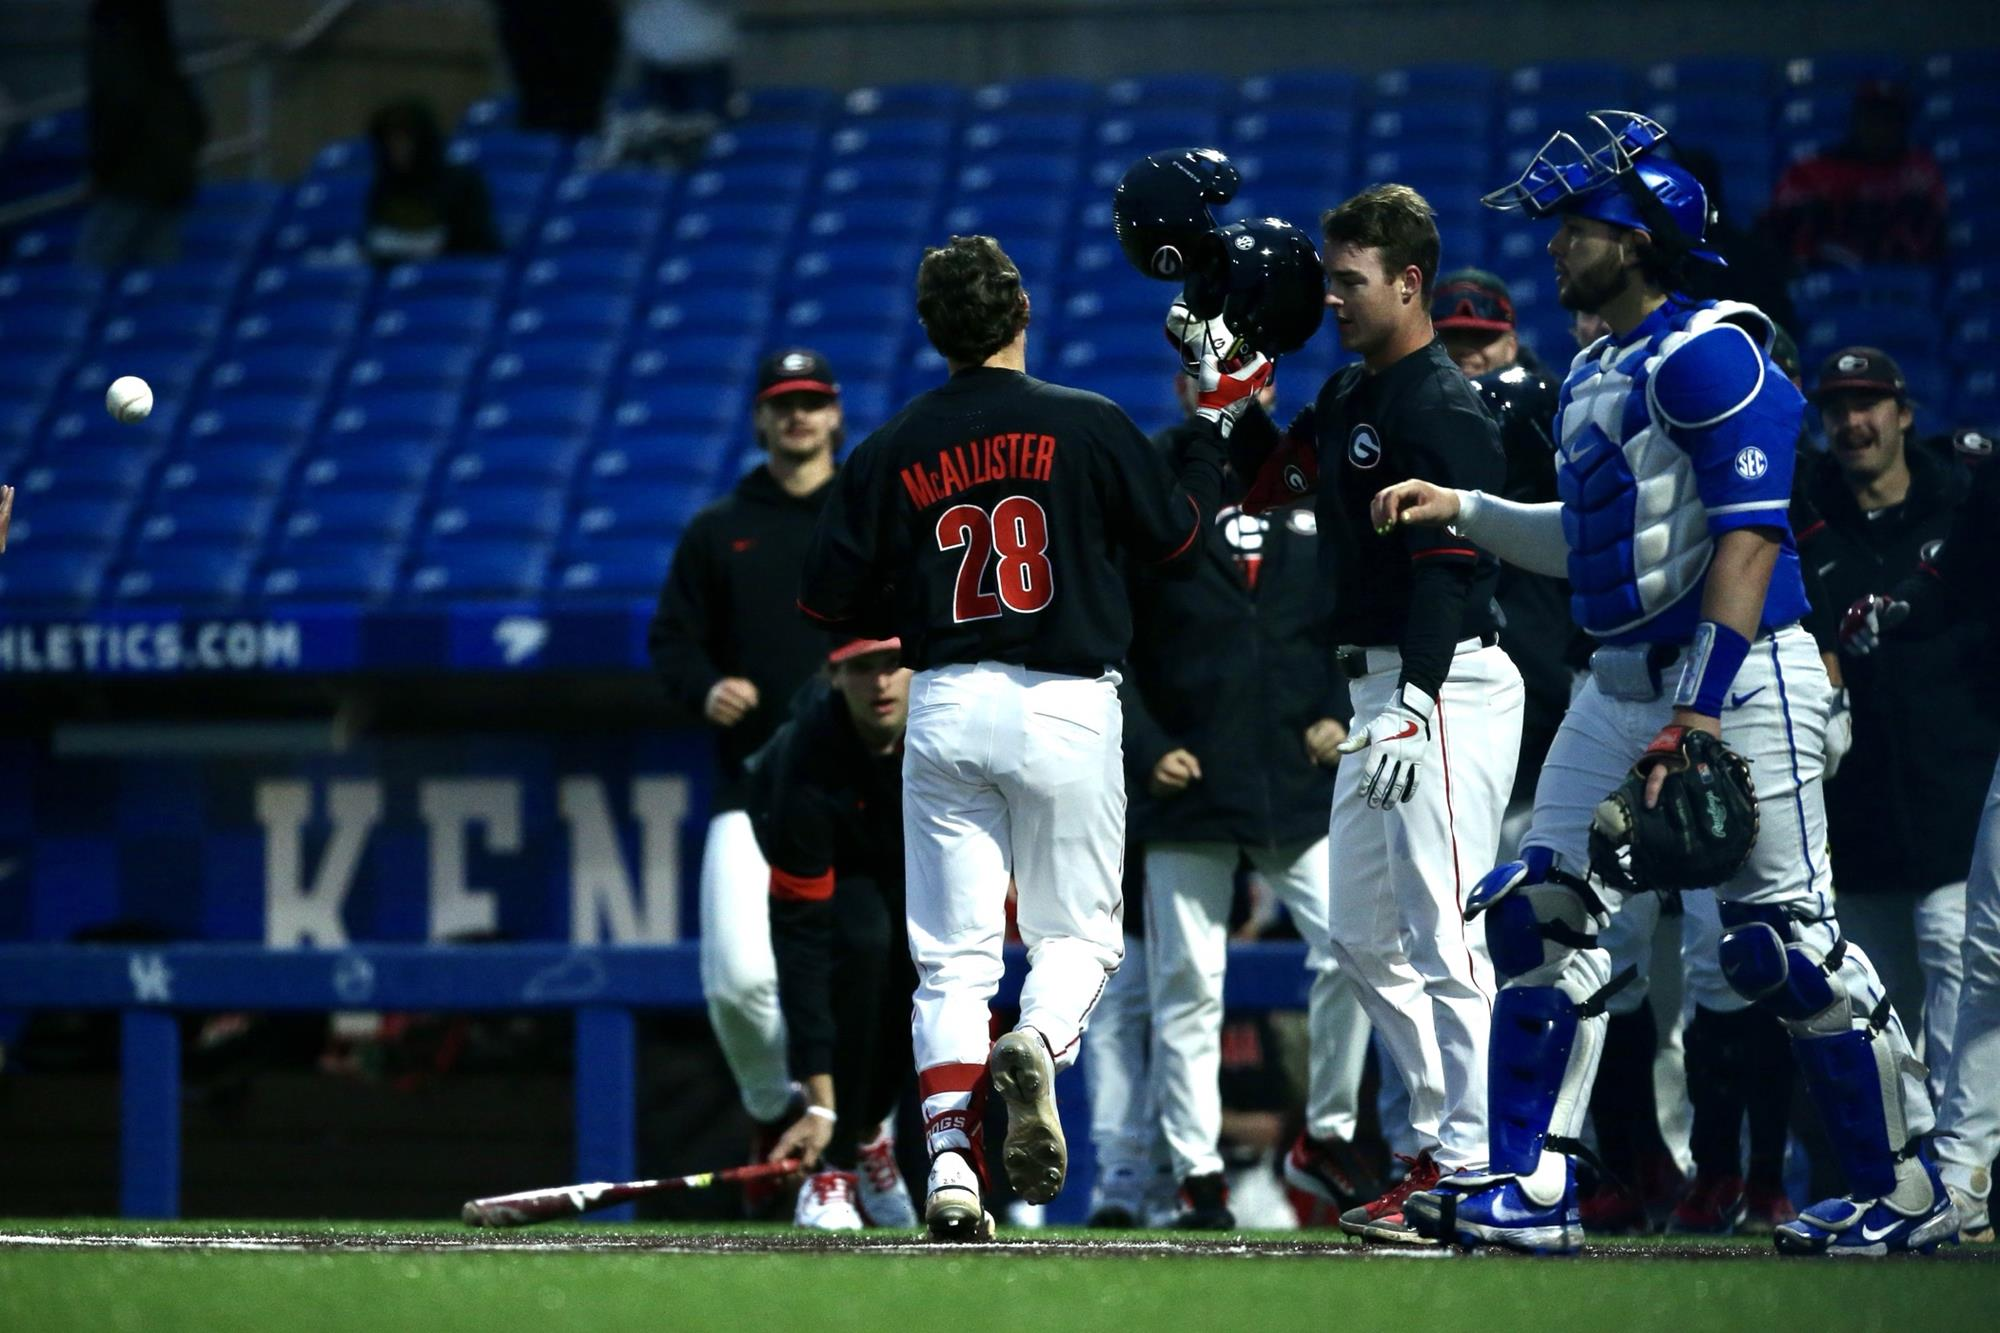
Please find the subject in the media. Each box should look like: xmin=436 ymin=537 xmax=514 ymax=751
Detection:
xmin=653 ymin=107 xmax=1998 ymax=1254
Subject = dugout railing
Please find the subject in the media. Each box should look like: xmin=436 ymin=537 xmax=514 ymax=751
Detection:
xmin=0 ymin=939 xmax=1314 ymax=1220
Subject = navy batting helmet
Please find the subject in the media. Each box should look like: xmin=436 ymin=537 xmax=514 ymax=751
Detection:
xmin=1112 ymin=147 xmax=1241 ymax=281
xmin=1181 ymin=217 xmax=1326 ymax=358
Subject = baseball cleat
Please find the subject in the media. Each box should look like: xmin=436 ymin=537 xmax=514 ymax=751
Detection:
xmin=1283 ymin=1129 xmax=1382 ymax=1213
xmin=794 ymin=1170 xmax=865 ymax=1231
xmin=1774 ymin=1157 xmax=1960 ymax=1256
xmin=1086 ymin=1163 xmax=1145 ymax=1228
xmin=923 ymin=1151 xmax=995 ymax=1242
xmin=1338 ymin=1151 xmax=1442 ymax=1245
xmin=1406 ymin=1160 xmax=1583 ymax=1255
xmin=990 ymin=1029 xmax=1066 ymax=1205
xmin=1668 ymin=1172 xmax=1747 ymax=1235
xmin=1946 ymin=1167 xmax=1992 ymax=1243
xmin=1171 ymin=1172 xmax=1234 ymax=1230
xmin=1739 ymin=1182 xmax=1798 ymax=1235
xmin=856 ymin=1130 xmax=919 ymax=1229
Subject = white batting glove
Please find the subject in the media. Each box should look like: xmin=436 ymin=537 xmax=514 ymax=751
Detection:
xmin=1336 ymin=684 xmax=1436 ymax=809
xmin=1166 ymin=300 xmax=1272 ymax=438
xmin=1839 ymin=594 xmax=1908 ymax=656
xmin=1823 ymin=687 xmax=1853 ymax=779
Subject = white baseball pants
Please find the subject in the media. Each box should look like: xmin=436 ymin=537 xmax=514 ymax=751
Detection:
xmin=1830 ymin=883 xmax=1967 ymax=1106
xmin=1145 ymin=837 xmax=1371 ymax=1179
xmin=697 ymin=808 xmax=794 ymax=1122
xmin=1325 ymin=641 xmax=1523 ymax=1170
xmin=904 ymin=662 xmax=1127 ymax=1159
xmin=1083 ymin=940 xmax=1165 ymax=1181
xmin=1935 ymin=754 xmax=2000 ymax=1216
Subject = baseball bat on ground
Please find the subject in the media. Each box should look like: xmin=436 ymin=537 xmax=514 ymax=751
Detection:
xmin=461 ymin=1158 xmax=802 ymax=1227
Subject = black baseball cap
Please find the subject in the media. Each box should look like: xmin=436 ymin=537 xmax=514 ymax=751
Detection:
xmin=1431 ymin=268 xmax=1516 ymax=333
xmin=1809 ymin=346 xmax=1907 ymax=403
xmin=756 ymin=347 xmax=839 ymax=402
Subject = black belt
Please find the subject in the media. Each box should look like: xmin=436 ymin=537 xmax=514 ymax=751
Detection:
xmin=1337 ymin=631 xmax=1500 ymax=680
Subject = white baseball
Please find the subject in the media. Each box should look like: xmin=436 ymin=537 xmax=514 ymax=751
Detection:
xmin=106 ymin=375 xmax=154 ymax=424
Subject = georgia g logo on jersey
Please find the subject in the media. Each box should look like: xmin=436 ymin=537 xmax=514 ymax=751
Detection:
xmin=1348 ymin=424 xmax=1382 ymax=469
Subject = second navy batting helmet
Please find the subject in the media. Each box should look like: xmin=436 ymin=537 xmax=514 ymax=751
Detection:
xmin=1112 ymin=147 xmax=1241 ymax=281
xmin=1181 ymin=217 xmax=1326 ymax=358
xmin=1483 ymin=110 xmax=1724 ymax=266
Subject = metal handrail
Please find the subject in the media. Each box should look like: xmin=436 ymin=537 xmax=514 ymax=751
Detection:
xmin=0 ymin=0 xmax=364 ymax=227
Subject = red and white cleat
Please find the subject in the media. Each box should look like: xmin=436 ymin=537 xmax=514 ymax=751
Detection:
xmin=794 ymin=1170 xmax=865 ymax=1231
xmin=857 ymin=1130 xmax=919 ymax=1229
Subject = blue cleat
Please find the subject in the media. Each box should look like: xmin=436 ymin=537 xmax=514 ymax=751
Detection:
xmin=1774 ymin=1157 xmax=1961 ymax=1257
xmin=1405 ymin=1160 xmax=1583 ymax=1254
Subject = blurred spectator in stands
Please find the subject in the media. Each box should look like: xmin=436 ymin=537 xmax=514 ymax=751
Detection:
xmin=1672 ymin=147 xmax=1798 ymax=332
xmin=79 ymin=0 xmax=208 ymax=269
xmin=1764 ymin=81 xmax=1948 ymax=268
xmin=1809 ymin=347 xmax=1988 ymax=1111
xmin=607 ymin=0 xmax=741 ymax=166
xmin=363 ymin=97 xmax=500 ymax=266
xmin=487 ymin=0 xmax=621 ymax=137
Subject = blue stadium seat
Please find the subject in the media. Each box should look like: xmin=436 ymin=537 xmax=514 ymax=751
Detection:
xmin=1071 ymin=368 xmax=1180 ymax=430
xmin=797 ymin=330 xmax=901 ymax=381
xmin=439 ymin=436 xmax=586 ymax=489
xmin=275 ymin=490 xmax=422 ymax=546
xmin=67 ymin=348 xmax=207 ymax=403
xmin=378 ymin=256 xmax=511 ymax=300
xmin=466 ymin=384 xmax=604 ymax=435
xmin=1956 ymin=369 xmax=1999 ymax=426
xmin=958 ymin=153 xmax=1082 ymax=202
xmin=607 ymin=386 xmax=742 ymax=439
xmin=206 ymin=345 xmax=345 ymax=397
xmin=460 ymin=95 xmax=518 ymax=131
xmin=1507 ymin=63 xmax=1633 ymax=106
xmin=1949 ymin=211 xmax=2000 ymax=261
xmin=0 ymin=397 xmax=43 ymax=452
xmin=1916 ymin=87 xmax=2000 ymax=138
xmin=518 ymin=250 xmax=650 ymax=295
xmin=838 ymin=380 xmax=896 ymax=431
xmin=9 ymin=213 xmax=86 ymax=264
xmin=0 ymin=300 xmax=90 ymax=349
xmin=1932 ymin=126 xmax=2000 ymax=172
xmin=179 ymin=212 xmax=271 ymax=264
xmin=640 ymin=293 xmax=768 ymax=339
xmin=326 ymin=388 xmax=464 ymax=438
xmin=673 ymin=202 xmax=800 ymax=246
xmin=0 ymin=549 xmax=109 ymax=609
xmin=504 ymin=294 xmax=638 ymax=342
xmin=17 ymin=448 xmax=158 ymax=500
xmin=1953 ymin=311 xmax=1997 ymax=366
xmin=267 ymin=176 xmax=369 ymax=255
xmin=110 ymin=259 xmax=244 ymax=306
xmin=820 ymin=158 xmax=950 ymax=201
xmin=447 ymin=130 xmax=568 ymax=175
xmin=3 ymin=496 xmax=134 ymax=551
xmin=651 ymin=242 xmax=786 ymax=293
xmin=402 ymin=541 xmax=550 ymax=601
xmin=941 ymin=197 xmax=1068 ymax=241
xmin=1949 ymin=265 xmax=1998 ymax=314
xmin=1232 ymin=107 xmax=1360 ymax=150
xmin=1365 ymin=104 xmax=1492 ymax=143
xmin=685 ymin=161 xmax=814 ymax=204
xmin=1374 ymin=63 xmax=1499 ymax=103
xmin=1643 ymin=96 xmax=1769 ymax=141
xmin=112 ymin=547 xmax=257 ymax=605
xmin=426 ymin=484 xmax=566 ymax=543
xmin=1921 ymin=51 xmax=2000 ymax=88
xmin=783 ymin=286 xmax=909 ymax=335
xmin=345 ymin=343 xmax=482 ymax=392
xmin=969 ymin=77 xmax=1098 ymax=114
xmin=131 ymin=492 xmax=277 ymax=548
xmin=843 ymin=82 xmax=963 ymax=118
xmin=1238 ymin=69 xmax=1361 ymax=110
xmin=154 ymin=444 xmax=296 ymax=496
xmin=1233 ymin=146 xmax=1352 ymax=195
xmin=368 ymin=294 xmax=500 ymax=342
xmin=706 ymin=122 xmax=823 ymax=165
xmin=1105 ymin=73 xmax=1229 ymax=110
xmin=571 ymin=476 xmax=714 ymax=530
xmin=1095 ymin=111 xmax=1222 ymax=151
xmin=296 ymin=440 xmax=437 ymax=492
xmin=741 ymin=86 xmax=837 ymax=122
xmin=537 ymin=205 xmax=659 ymax=253
xmin=804 ymin=202 xmax=934 ymax=245
xmin=791 ymin=241 xmax=926 ymax=289
xmin=620 ymin=336 xmax=761 ymax=392
xmin=39 ymin=408 xmax=180 ymax=456
xmin=485 ymin=337 xmax=622 ymax=390
xmin=0 ymin=264 xmax=105 ymax=308
xmin=1780 ymin=53 xmax=1906 ymax=91
xmin=190 ymin=178 xmax=286 ymax=217
xmin=0 ymin=347 xmax=71 ymax=404
xmin=583 ymin=436 xmax=731 ymax=491
xmin=550 ymin=170 xmax=678 ymax=216
xmin=828 ymin=119 xmax=956 ymax=159
xmin=259 ymin=544 xmax=402 ymax=605
xmin=181 ymin=394 xmax=319 ymax=448
xmin=242 ymin=260 xmax=373 ymax=307
xmin=308 ymin=137 xmax=370 ymax=178
xmin=1642 ymin=57 xmax=1773 ymax=98
xmin=1052 ymin=334 xmax=1159 ymax=379
xmin=1776 ymin=92 xmax=1855 ymax=144
xmin=1791 ymin=266 xmax=1936 ymax=310
xmin=1800 ymin=307 xmax=1939 ymax=356
xmin=552 ymin=539 xmax=677 ymax=600
xmin=961 ymin=113 xmax=1090 ymax=157
xmin=97 ymin=298 xmax=229 ymax=350
xmin=231 ymin=297 xmax=364 ymax=348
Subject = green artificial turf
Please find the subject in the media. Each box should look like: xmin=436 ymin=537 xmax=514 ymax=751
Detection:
xmin=0 ymin=1222 xmax=1987 ymax=1333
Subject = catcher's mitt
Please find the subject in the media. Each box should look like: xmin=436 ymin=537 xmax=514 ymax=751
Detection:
xmin=1588 ymin=726 xmax=1759 ymax=893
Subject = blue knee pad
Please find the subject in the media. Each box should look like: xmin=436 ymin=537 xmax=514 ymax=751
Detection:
xmin=1472 ymin=847 xmax=1605 ymax=984
xmin=1488 ymin=985 xmax=1578 ymax=1177
xmin=1793 ymin=1029 xmax=1899 ymax=1198
xmin=1717 ymin=909 xmax=1838 ymax=1020
xmin=1484 ymin=892 xmax=1545 ymax=981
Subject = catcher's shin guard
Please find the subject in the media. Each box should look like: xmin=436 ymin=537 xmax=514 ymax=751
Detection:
xmin=1718 ymin=906 xmax=1910 ymax=1200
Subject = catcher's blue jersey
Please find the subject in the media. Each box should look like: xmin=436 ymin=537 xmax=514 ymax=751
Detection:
xmin=1554 ymin=298 xmax=1812 ymax=646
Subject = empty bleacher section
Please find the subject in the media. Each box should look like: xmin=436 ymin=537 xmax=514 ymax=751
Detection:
xmin=1 ymin=54 xmax=1995 ymax=619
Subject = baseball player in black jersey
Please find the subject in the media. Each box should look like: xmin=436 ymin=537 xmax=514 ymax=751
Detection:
xmin=1230 ymin=186 xmax=1524 ymax=1243
xmin=799 ymin=235 xmax=1268 ymax=1239
xmin=647 ymin=348 xmax=846 ymax=1172
xmin=747 ymin=637 xmax=920 ymax=1232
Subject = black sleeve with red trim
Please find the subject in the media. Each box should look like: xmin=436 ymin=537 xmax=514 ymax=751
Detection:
xmin=748 ymin=728 xmax=842 ymax=1076
xmin=1396 ymin=404 xmax=1505 ymax=698
xmin=1231 ymin=402 xmax=1319 ymax=515
xmin=1099 ymin=401 xmax=1225 ymax=567
xmin=798 ymin=437 xmax=893 ymax=636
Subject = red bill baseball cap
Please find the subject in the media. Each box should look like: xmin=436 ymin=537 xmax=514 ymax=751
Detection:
xmin=828 ymin=637 xmax=901 ymax=664
xmin=1431 ymin=268 xmax=1517 ymax=333
xmin=1809 ymin=346 xmax=1908 ymax=403
xmin=757 ymin=347 xmax=839 ymax=402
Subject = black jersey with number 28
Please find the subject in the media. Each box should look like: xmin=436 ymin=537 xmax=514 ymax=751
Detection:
xmin=799 ymin=366 xmax=1224 ymax=673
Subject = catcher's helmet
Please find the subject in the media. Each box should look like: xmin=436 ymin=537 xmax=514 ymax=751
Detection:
xmin=1483 ymin=110 xmax=1724 ymax=266
xmin=1182 ymin=217 xmax=1326 ymax=358
xmin=1112 ymin=147 xmax=1240 ymax=281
